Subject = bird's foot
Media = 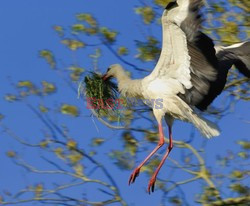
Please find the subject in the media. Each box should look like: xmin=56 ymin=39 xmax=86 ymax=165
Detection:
xmin=147 ymin=176 xmax=156 ymax=194
xmin=128 ymin=168 xmax=140 ymax=185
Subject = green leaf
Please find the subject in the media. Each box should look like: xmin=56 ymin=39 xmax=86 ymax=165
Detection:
xmin=53 ymin=25 xmax=64 ymax=36
xmin=154 ymin=0 xmax=171 ymax=7
xmin=0 ymin=114 xmax=4 ymax=121
xmin=145 ymin=131 xmax=158 ymax=142
xmin=100 ymin=27 xmax=117 ymax=43
xmin=135 ymin=6 xmax=155 ymax=24
xmin=76 ymin=13 xmax=97 ymax=27
xmin=60 ymin=104 xmax=79 ymax=117
xmin=18 ymin=81 xmax=34 ymax=89
xmin=74 ymin=14 xmax=98 ymax=35
xmin=238 ymin=152 xmax=248 ymax=159
xmin=230 ymin=184 xmax=249 ymax=195
xmin=92 ymin=138 xmax=105 ymax=146
xmin=238 ymin=140 xmax=250 ymax=150
xmin=74 ymin=164 xmax=84 ymax=176
xmin=142 ymin=158 xmax=161 ymax=174
xmin=39 ymin=105 xmax=49 ymax=113
xmin=72 ymin=24 xmax=85 ymax=33
xmin=109 ymin=150 xmax=134 ymax=170
xmin=34 ymin=184 xmax=43 ymax=198
xmin=67 ymin=140 xmax=77 ymax=150
xmin=39 ymin=50 xmax=56 ymax=69
xmin=69 ymin=66 xmax=85 ymax=73
xmin=118 ymin=46 xmax=128 ymax=56
xmin=211 ymin=3 xmax=225 ymax=13
xmin=68 ymin=152 xmax=82 ymax=164
xmin=136 ymin=36 xmax=160 ymax=61
xmin=39 ymin=140 xmax=50 ymax=148
xmin=231 ymin=170 xmax=244 ymax=179
xmin=69 ymin=66 xmax=85 ymax=81
xmin=6 ymin=151 xmax=16 ymax=158
xmin=169 ymin=196 xmax=182 ymax=206
xmin=5 ymin=94 xmax=18 ymax=102
xmin=54 ymin=147 xmax=65 ymax=160
xmin=122 ymin=132 xmax=138 ymax=156
xmin=42 ymin=81 xmax=56 ymax=94
xmin=61 ymin=39 xmax=85 ymax=51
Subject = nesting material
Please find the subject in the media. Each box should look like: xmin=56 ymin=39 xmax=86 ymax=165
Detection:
xmin=79 ymin=72 xmax=121 ymax=116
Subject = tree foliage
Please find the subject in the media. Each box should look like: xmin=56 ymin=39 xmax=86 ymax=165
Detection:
xmin=1 ymin=0 xmax=249 ymax=205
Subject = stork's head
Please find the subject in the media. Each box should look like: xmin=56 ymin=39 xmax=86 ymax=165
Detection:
xmin=102 ymin=64 xmax=124 ymax=81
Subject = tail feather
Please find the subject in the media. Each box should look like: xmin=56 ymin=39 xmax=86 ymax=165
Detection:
xmin=168 ymin=96 xmax=220 ymax=138
xmin=190 ymin=114 xmax=220 ymax=138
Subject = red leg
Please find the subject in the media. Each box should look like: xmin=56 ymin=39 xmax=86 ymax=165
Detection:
xmin=128 ymin=123 xmax=165 ymax=185
xmin=148 ymin=125 xmax=173 ymax=194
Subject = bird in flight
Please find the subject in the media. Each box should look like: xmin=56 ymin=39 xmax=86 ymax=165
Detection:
xmin=102 ymin=0 xmax=250 ymax=193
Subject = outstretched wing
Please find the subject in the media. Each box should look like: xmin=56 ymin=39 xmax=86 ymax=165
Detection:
xmin=195 ymin=41 xmax=250 ymax=110
xmin=148 ymin=0 xmax=218 ymax=106
xmin=179 ymin=32 xmax=219 ymax=107
xmin=149 ymin=0 xmax=249 ymax=111
xmin=216 ymin=42 xmax=250 ymax=77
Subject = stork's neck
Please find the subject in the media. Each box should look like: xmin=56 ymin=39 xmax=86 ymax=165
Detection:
xmin=114 ymin=71 xmax=142 ymax=98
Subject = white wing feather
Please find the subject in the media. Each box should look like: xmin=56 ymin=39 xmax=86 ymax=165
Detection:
xmin=146 ymin=11 xmax=192 ymax=94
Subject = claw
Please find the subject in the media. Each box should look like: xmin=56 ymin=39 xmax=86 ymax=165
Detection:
xmin=128 ymin=168 xmax=140 ymax=185
xmin=147 ymin=177 xmax=156 ymax=194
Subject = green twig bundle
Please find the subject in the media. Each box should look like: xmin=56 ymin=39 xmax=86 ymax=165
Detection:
xmin=80 ymin=72 xmax=120 ymax=116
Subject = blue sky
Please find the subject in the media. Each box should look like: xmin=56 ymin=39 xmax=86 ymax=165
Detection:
xmin=0 ymin=0 xmax=249 ymax=205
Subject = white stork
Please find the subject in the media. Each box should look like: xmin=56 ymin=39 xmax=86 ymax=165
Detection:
xmin=102 ymin=0 xmax=250 ymax=193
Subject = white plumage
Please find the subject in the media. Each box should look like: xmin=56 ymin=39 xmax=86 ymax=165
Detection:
xmin=102 ymin=0 xmax=250 ymax=193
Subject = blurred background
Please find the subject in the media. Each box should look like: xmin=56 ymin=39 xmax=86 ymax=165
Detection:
xmin=0 ymin=0 xmax=249 ymax=205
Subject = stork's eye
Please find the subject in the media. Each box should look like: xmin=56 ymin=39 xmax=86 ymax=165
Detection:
xmin=165 ymin=1 xmax=177 ymax=11
xmin=106 ymin=68 xmax=111 ymax=72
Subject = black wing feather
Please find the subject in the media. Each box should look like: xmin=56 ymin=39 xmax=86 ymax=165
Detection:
xmin=179 ymin=32 xmax=226 ymax=111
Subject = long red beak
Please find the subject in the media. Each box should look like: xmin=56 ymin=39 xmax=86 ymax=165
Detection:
xmin=102 ymin=74 xmax=109 ymax=81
